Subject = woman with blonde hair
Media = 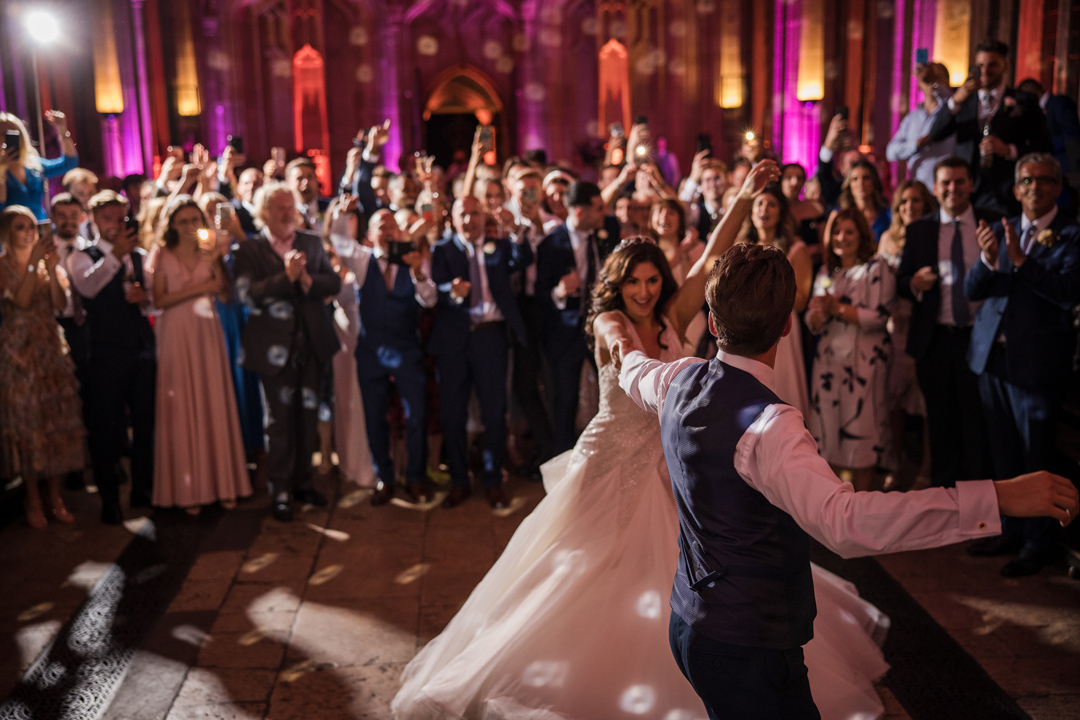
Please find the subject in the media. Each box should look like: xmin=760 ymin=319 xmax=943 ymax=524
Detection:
xmin=806 ymin=208 xmax=896 ymax=491
xmin=878 ymin=179 xmax=935 ymax=487
xmin=0 ymin=112 xmax=79 ymax=220
xmin=836 ymin=159 xmax=891 ymax=241
xmin=149 ymin=196 xmax=251 ymax=513
xmin=0 ymin=205 xmax=84 ymax=527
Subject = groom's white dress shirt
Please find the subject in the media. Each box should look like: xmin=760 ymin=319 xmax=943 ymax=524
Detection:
xmin=619 ymin=349 xmax=1001 ymax=558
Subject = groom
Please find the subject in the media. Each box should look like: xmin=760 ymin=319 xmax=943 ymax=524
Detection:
xmin=618 ymin=243 xmax=1078 ymax=719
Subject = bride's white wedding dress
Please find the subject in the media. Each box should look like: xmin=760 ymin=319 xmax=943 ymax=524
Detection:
xmin=393 ymin=313 xmax=890 ymax=720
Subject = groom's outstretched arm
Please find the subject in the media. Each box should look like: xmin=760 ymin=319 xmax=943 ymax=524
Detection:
xmin=619 ymin=349 xmax=705 ymax=416
xmin=741 ymin=404 xmax=1078 ymax=558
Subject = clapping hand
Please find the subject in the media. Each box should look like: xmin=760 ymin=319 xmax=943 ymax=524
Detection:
xmin=29 ymin=235 xmax=56 ymax=266
xmin=1002 ymin=218 xmax=1026 ymax=268
xmin=911 ymin=266 xmax=938 ymax=292
xmin=284 ymin=249 xmax=307 ymax=282
xmin=450 ymin=277 xmax=471 ymax=300
xmin=976 ymin=220 xmax=998 ymax=267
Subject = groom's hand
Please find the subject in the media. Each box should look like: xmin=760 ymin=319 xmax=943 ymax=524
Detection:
xmin=994 ymin=472 xmax=1079 ymax=526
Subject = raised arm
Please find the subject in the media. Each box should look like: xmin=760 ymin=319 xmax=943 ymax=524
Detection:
xmin=665 ymin=160 xmax=780 ymax=335
xmin=592 ymin=310 xmax=636 ymax=369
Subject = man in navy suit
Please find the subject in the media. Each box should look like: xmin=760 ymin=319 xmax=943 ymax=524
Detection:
xmin=535 ymin=181 xmax=621 ymax=453
xmin=965 ymin=153 xmax=1080 ymax=575
xmin=897 ymin=157 xmax=990 ymax=487
xmin=1018 ymin=78 xmax=1080 ymax=175
xmin=928 ymin=39 xmax=1052 ymax=217
xmin=430 ymin=196 xmax=534 ymax=509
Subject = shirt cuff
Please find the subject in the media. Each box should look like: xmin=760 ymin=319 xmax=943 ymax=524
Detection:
xmin=552 ymin=288 xmax=567 ymax=310
xmin=818 ymin=146 xmax=834 ymax=164
xmin=956 ymin=480 xmax=1002 ymax=536
xmin=947 ymin=96 xmax=958 ymax=113
xmin=981 ymin=251 xmax=998 ymax=271
xmin=678 ymin=179 xmax=700 ymax=203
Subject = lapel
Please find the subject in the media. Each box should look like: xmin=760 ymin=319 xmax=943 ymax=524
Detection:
xmin=257 ymin=230 xmax=286 ymax=271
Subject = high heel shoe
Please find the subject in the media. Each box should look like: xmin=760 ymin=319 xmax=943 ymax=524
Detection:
xmin=47 ymin=496 xmax=75 ymax=524
xmin=24 ymin=500 xmax=47 ymax=529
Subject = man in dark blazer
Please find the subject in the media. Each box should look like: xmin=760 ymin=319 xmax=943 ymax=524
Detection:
xmin=897 ymin=156 xmax=990 ymax=487
xmin=965 ymin=153 xmax=1080 ymax=575
xmin=286 ymin=158 xmax=332 ymax=234
xmin=1018 ymin=78 xmax=1080 ymax=176
xmin=430 ymin=196 xmax=534 ymax=509
xmin=234 ymin=182 xmax=341 ymax=522
xmin=339 ymin=122 xmax=392 ymax=237
xmin=231 ymin=167 xmax=263 ymax=238
xmin=928 ymin=39 xmax=1052 ymax=217
xmin=535 ymin=181 xmax=621 ymax=453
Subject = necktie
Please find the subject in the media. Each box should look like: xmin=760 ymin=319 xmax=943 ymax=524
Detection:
xmin=468 ymin=244 xmax=482 ymax=309
xmin=383 ymin=259 xmax=394 ymax=292
xmin=951 ymin=220 xmax=970 ymax=326
xmin=1021 ymin=225 xmax=1037 ymax=256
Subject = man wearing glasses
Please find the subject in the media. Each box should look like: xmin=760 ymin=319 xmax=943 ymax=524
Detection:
xmin=965 ymin=153 xmax=1080 ymax=576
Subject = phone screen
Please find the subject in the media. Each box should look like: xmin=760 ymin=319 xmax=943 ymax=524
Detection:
xmin=5 ymin=130 xmax=21 ymax=159
xmin=387 ymin=240 xmax=416 ymax=266
xmin=915 ymin=48 xmax=929 ymax=66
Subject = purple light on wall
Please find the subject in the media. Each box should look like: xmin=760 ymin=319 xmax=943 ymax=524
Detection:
xmin=102 ymin=115 xmax=124 ymax=178
xmin=773 ymin=0 xmax=818 ymax=174
xmin=911 ymin=0 xmax=936 ymax=113
xmin=892 ymin=0 xmax=907 ymax=141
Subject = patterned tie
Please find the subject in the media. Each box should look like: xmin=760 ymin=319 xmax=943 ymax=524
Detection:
xmin=951 ymin=220 xmax=970 ymax=326
xmin=468 ymin=243 xmax=482 ymax=309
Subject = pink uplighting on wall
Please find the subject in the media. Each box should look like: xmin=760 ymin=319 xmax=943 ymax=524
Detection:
xmin=773 ymin=0 xmax=820 ymax=174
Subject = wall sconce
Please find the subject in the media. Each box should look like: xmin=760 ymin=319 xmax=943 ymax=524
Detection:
xmin=795 ymin=0 xmax=824 ymax=102
xmin=92 ymin=1 xmax=124 ymax=114
xmin=717 ymin=0 xmax=743 ymax=108
xmin=174 ymin=0 xmax=201 ymax=116
xmin=933 ymin=0 xmax=971 ymax=87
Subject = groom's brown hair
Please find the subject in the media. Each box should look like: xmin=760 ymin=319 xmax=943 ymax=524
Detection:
xmin=705 ymin=243 xmax=795 ymax=357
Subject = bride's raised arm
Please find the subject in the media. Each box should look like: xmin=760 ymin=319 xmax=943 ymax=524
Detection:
xmin=593 ymin=310 xmax=636 ymax=369
xmin=664 ymin=160 xmax=780 ymax=336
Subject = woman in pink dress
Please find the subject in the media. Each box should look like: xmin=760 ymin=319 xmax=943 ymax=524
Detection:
xmin=149 ymin=197 xmax=251 ymax=513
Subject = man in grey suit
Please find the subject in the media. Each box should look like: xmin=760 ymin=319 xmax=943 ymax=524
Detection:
xmin=234 ymin=182 xmax=341 ymax=521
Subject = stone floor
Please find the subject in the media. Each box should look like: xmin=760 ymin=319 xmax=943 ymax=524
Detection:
xmin=1 ymin=475 xmax=1078 ymax=720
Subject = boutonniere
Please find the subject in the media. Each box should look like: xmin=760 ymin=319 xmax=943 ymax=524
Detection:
xmin=1036 ymin=229 xmax=1056 ymax=249
xmin=597 ymin=229 xmax=609 ymax=241
xmin=483 ymin=242 xmax=497 ymax=255
xmin=1003 ymin=96 xmax=1017 ymax=109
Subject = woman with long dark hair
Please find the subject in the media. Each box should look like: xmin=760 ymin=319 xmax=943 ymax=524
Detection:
xmin=149 ymin=196 xmax=251 ymax=513
xmin=836 ymin=159 xmax=891 ymax=241
xmin=393 ymin=162 xmax=892 ymax=720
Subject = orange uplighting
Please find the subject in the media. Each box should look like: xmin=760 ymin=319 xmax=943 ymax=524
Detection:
xmin=173 ymin=0 xmax=201 ymax=116
xmin=796 ymin=0 xmax=825 ymax=102
xmin=934 ymin=0 xmax=971 ymax=86
xmin=92 ymin=0 xmax=124 ymax=114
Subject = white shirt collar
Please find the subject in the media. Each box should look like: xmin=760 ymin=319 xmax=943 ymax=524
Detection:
xmin=940 ymin=205 xmax=976 ymax=226
xmin=1021 ymin=205 xmax=1058 ymax=233
xmin=1039 ymin=92 xmax=1050 ymax=110
xmin=715 ymin=349 xmax=777 ymax=395
xmin=92 ymin=236 xmax=115 ymax=253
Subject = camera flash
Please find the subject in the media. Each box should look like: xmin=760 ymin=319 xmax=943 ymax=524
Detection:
xmin=197 ymin=229 xmax=209 ymax=241
xmin=745 ymin=131 xmax=755 ymax=141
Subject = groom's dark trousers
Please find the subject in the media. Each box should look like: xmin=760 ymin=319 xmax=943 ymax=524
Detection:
xmin=669 ymin=612 xmax=819 ymax=720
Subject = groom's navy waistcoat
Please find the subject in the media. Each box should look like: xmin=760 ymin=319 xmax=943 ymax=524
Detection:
xmin=659 ymin=358 xmax=815 ymax=649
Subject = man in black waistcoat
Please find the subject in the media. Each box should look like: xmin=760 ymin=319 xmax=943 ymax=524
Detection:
xmin=67 ymin=191 xmax=155 ymax=524
xmin=619 ymin=243 xmax=1077 ymax=719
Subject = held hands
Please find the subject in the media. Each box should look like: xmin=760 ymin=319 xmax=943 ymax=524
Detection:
xmin=976 ymin=220 xmax=998 ymax=267
xmin=994 ymin=472 xmax=1079 ymax=527
xmin=609 ymin=337 xmax=637 ymax=371
xmin=911 ymin=266 xmax=939 ymax=292
xmin=284 ymin=249 xmax=307 ymax=283
xmin=556 ymin=271 xmax=581 ymax=300
xmin=450 ymin=277 xmax=471 ymax=300
xmin=1001 ymin=217 xmax=1026 ymax=268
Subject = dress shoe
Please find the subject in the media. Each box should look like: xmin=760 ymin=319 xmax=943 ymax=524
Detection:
xmin=404 ymin=482 xmax=431 ymax=504
xmin=370 ymin=481 xmax=393 ymax=507
xmin=486 ymin=487 xmax=509 ymax=510
xmin=442 ymin=486 xmax=472 ymax=509
xmin=293 ymin=488 xmax=329 ymax=507
xmin=271 ymin=501 xmax=294 ymax=523
xmin=101 ymin=501 xmax=124 ymax=525
xmin=967 ymin=534 xmax=1024 ymax=558
xmin=1001 ymin=548 xmax=1056 ymax=578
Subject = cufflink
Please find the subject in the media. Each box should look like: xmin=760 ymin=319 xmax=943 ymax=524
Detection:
xmin=978 ymin=521 xmax=987 ymax=530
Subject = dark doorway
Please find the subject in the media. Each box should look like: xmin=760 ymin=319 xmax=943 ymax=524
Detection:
xmin=424 ymin=112 xmax=499 ymax=173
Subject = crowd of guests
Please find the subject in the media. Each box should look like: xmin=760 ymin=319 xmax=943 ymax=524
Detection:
xmin=1 ymin=38 xmax=1078 ymax=576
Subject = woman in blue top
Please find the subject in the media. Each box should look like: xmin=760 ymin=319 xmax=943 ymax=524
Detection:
xmin=835 ymin=158 xmax=891 ymax=242
xmin=0 ymin=111 xmax=79 ymax=221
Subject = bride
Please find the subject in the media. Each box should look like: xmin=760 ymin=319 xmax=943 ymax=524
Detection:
xmin=392 ymin=162 xmax=890 ymax=720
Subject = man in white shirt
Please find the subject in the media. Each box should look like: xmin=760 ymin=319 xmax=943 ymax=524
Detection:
xmin=618 ymin=241 xmax=1077 ymax=720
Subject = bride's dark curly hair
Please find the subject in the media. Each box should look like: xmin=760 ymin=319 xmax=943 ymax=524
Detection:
xmin=585 ymin=237 xmax=680 ymax=351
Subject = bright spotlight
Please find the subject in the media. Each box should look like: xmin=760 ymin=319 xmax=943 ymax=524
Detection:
xmin=744 ymin=130 xmax=756 ymax=141
xmin=25 ymin=11 xmax=60 ymax=44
